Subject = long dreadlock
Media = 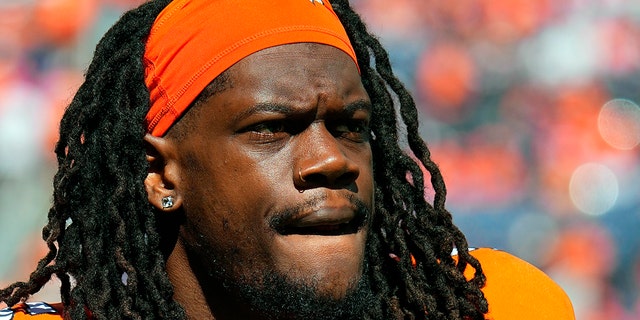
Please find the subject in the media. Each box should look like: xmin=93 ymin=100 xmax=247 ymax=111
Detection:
xmin=0 ymin=0 xmax=488 ymax=319
xmin=329 ymin=1 xmax=488 ymax=318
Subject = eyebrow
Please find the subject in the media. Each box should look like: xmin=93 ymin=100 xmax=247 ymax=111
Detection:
xmin=232 ymin=99 xmax=372 ymax=123
xmin=231 ymin=102 xmax=296 ymax=123
xmin=342 ymin=99 xmax=372 ymax=115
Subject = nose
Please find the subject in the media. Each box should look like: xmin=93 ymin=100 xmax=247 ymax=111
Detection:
xmin=294 ymin=124 xmax=360 ymax=190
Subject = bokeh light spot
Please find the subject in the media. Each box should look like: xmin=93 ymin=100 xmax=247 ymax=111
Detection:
xmin=598 ymin=98 xmax=640 ymax=150
xmin=569 ymin=163 xmax=619 ymax=216
xmin=416 ymin=42 xmax=476 ymax=119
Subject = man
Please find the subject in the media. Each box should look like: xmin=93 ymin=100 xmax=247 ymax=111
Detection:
xmin=0 ymin=0 xmax=575 ymax=319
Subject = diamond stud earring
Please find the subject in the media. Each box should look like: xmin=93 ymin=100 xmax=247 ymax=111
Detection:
xmin=161 ymin=196 xmax=174 ymax=209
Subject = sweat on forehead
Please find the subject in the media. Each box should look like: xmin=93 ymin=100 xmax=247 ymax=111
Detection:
xmin=143 ymin=0 xmax=359 ymax=137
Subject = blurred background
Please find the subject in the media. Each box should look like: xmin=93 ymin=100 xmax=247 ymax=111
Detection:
xmin=0 ymin=0 xmax=638 ymax=319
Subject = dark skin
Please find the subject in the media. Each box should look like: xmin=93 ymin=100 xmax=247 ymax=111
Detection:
xmin=144 ymin=43 xmax=374 ymax=319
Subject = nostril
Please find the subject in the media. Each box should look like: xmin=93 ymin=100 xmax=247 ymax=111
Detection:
xmin=296 ymin=151 xmax=360 ymax=188
xmin=300 ymin=169 xmax=358 ymax=188
xmin=336 ymin=170 xmax=359 ymax=186
xmin=301 ymin=172 xmax=329 ymax=186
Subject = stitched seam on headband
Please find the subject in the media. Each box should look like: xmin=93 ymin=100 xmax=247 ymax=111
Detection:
xmin=163 ymin=25 xmax=355 ymax=111
xmin=147 ymin=0 xmax=188 ymax=38
xmin=143 ymin=57 xmax=170 ymax=131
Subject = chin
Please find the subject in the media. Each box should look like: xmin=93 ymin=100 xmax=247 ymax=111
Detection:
xmin=271 ymin=228 xmax=368 ymax=298
xmin=232 ymin=257 xmax=375 ymax=320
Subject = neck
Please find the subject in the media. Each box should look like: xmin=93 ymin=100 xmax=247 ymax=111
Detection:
xmin=167 ymin=239 xmax=263 ymax=320
xmin=166 ymin=240 xmax=216 ymax=320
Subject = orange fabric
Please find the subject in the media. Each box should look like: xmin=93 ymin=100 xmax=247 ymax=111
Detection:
xmin=462 ymin=248 xmax=576 ymax=319
xmin=1 ymin=302 xmax=63 ymax=319
xmin=143 ymin=0 xmax=359 ymax=136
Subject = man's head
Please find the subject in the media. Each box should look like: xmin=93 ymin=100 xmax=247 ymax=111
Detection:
xmin=0 ymin=0 xmax=488 ymax=319
xmin=146 ymin=43 xmax=375 ymax=318
xmin=140 ymin=3 xmax=375 ymax=316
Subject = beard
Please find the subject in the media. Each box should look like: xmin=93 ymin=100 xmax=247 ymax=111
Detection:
xmin=178 ymin=193 xmax=377 ymax=319
xmin=208 ymin=260 xmax=376 ymax=320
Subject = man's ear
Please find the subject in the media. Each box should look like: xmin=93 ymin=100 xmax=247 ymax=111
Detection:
xmin=144 ymin=133 xmax=183 ymax=211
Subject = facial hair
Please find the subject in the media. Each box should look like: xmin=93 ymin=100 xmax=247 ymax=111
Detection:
xmin=183 ymin=194 xmax=376 ymax=319
xmin=219 ymin=260 xmax=376 ymax=320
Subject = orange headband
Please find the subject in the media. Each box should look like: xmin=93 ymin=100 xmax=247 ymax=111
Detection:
xmin=143 ymin=0 xmax=359 ymax=137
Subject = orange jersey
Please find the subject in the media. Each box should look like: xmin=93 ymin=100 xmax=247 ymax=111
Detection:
xmin=463 ymin=248 xmax=575 ymax=319
xmin=0 ymin=302 xmax=63 ymax=320
xmin=1 ymin=248 xmax=574 ymax=319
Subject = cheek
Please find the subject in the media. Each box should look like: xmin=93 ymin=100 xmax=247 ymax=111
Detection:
xmin=179 ymin=192 xmax=278 ymax=278
xmin=178 ymin=158 xmax=285 ymax=264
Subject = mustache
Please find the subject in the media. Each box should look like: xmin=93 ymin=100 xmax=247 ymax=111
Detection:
xmin=268 ymin=193 xmax=371 ymax=232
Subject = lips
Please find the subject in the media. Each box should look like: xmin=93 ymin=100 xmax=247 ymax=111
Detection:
xmin=270 ymin=198 xmax=369 ymax=236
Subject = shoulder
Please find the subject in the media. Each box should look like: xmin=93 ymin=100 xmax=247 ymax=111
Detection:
xmin=0 ymin=302 xmax=63 ymax=320
xmin=458 ymin=248 xmax=575 ymax=320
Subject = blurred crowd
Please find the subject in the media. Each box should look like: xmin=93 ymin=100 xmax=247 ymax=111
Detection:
xmin=1 ymin=0 xmax=639 ymax=319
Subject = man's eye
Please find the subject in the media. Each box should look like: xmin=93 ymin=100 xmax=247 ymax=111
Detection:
xmin=333 ymin=121 xmax=369 ymax=142
xmin=251 ymin=122 xmax=286 ymax=134
xmin=335 ymin=121 xmax=367 ymax=133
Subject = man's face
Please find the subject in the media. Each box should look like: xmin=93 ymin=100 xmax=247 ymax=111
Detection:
xmin=168 ymin=43 xmax=374 ymax=312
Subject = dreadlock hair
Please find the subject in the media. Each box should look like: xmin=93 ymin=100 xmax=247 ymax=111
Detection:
xmin=1 ymin=0 xmax=488 ymax=319
xmin=0 ymin=0 xmax=184 ymax=319
xmin=329 ymin=1 xmax=489 ymax=319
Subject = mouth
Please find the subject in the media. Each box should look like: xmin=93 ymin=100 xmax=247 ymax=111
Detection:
xmin=270 ymin=198 xmax=369 ymax=236
xmin=276 ymin=214 xmax=366 ymax=236
xmin=268 ymin=196 xmax=370 ymax=286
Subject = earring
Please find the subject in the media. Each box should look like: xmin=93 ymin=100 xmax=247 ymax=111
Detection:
xmin=161 ymin=196 xmax=174 ymax=209
xmin=298 ymin=167 xmax=306 ymax=183
xmin=297 ymin=168 xmax=306 ymax=193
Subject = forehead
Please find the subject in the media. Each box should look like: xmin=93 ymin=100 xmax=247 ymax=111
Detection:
xmin=229 ymin=43 xmax=359 ymax=78
xmin=225 ymin=43 xmax=362 ymax=98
